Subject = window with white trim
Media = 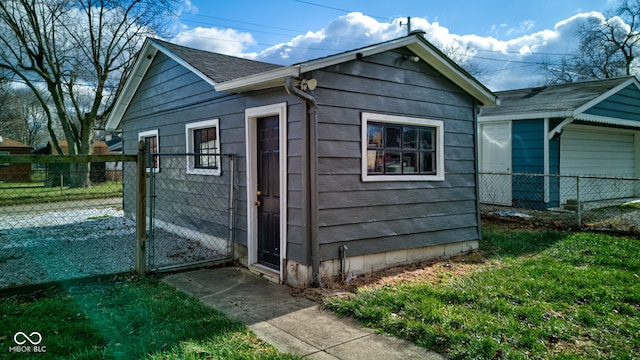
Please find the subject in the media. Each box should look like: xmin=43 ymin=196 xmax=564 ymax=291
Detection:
xmin=186 ymin=119 xmax=221 ymax=176
xmin=138 ymin=129 xmax=159 ymax=172
xmin=362 ymin=113 xmax=444 ymax=181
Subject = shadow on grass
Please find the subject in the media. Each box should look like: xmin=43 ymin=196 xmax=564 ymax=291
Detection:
xmin=0 ymin=275 xmax=295 ymax=359
xmin=481 ymin=223 xmax=570 ymax=258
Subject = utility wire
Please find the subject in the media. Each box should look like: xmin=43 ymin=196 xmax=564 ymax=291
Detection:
xmin=292 ymin=0 xmax=392 ymax=21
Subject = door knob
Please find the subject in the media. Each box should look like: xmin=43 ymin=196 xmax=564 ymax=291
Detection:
xmin=255 ymin=200 xmax=262 ymax=206
xmin=256 ymin=190 xmax=262 ymax=196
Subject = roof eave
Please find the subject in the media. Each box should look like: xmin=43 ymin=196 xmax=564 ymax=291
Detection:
xmin=215 ymin=35 xmax=498 ymax=106
xmin=105 ymin=41 xmax=158 ymax=131
xmin=404 ymin=40 xmax=497 ymax=106
xmin=574 ymin=113 xmax=640 ymax=128
xmin=214 ymin=66 xmax=300 ymax=93
xmin=479 ymin=111 xmax=573 ymax=122
xmin=105 ymin=38 xmax=220 ymax=132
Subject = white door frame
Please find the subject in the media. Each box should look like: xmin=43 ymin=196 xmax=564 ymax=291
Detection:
xmin=245 ymin=102 xmax=287 ymax=280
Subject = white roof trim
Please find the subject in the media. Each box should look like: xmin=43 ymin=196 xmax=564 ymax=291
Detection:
xmin=405 ymin=40 xmax=497 ymax=106
xmin=574 ymin=113 xmax=640 ymax=128
xmin=479 ymin=111 xmax=573 ymax=122
xmin=214 ymin=66 xmax=300 ymax=93
xmin=105 ymin=39 xmax=218 ymax=131
xmin=150 ymin=39 xmax=218 ymax=88
xmin=105 ymin=41 xmax=157 ymax=131
xmin=217 ymin=35 xmax=497 ymax=106
xmin=107 ymin=35 xmax=497 ymax=131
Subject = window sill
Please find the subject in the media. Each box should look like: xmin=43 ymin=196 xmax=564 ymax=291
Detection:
xmin=362 ymin=174 xmax=445 ymax=182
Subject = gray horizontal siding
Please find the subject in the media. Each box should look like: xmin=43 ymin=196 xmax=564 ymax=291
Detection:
xmin=120 ymin=52 xmax=306 ymax=254
xmin=311 ymin=48 xmax=480 ymax=260
xmin=121 ymin=44 xmax=483 ymax=267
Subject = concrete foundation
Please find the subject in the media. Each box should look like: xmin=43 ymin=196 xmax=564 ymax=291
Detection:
xmin=284 ymin=240 xmax=478 ymax=287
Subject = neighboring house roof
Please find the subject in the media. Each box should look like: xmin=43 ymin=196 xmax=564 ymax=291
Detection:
xmin=0 ymin=136 xmax=31 ymax=149
xmin=479 ymin=77 xmax=640 ymax=130
xmin=106 ymin=33 xmax=497 ymax=131
xmin=34 ymin=140 xmax=109 ymax=155
xmin=106 ymin=134 xmax=122 ymax=152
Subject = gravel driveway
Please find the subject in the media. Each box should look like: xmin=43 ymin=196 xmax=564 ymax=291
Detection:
xmin=0 ymin=207 xmax=224 ymax=289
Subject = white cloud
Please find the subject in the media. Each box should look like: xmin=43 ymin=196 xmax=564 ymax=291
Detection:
xmin=170 ymin=10 xmax=611 ymax=91
xmin=257 ymin=13 xmax=402 ymax=64
xmin=171 ymin=27 xmax=258 ymax=58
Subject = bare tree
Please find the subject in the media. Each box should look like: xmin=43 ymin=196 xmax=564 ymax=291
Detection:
xmin=0 ymin=0 xmax=178 ymax=186
xmin=541 ymin=0 xmax=640 ymax=84
xmin=0 ymin=88 xmax=48 ymax=147
xmin=440 ymin=43 xmax=489 ymax=82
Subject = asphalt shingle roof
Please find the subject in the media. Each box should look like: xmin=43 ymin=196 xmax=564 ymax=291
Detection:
xmin=482 ymin=77 xmax=634 ymax=117
xmin=153 ymin=39 xmax=282 ymax=83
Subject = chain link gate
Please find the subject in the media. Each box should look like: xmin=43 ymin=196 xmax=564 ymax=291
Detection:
xmin=146 ymin=153 xmax=236 ymax=271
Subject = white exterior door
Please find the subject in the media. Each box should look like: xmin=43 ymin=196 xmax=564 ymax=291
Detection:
xmin=479 ymin=122 xmax=512 ymax=205
xmin=560 ymin=124 xmax=636 ymax=203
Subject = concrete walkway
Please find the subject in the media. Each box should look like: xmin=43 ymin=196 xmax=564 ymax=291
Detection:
xmin=164 ymin=268 xmax=446 ymax=360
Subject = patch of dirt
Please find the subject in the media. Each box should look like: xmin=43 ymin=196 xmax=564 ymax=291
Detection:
xmin=291 ymin=250 xmax=495 ymax=303
xmin=293 ymin=205 xmax=640 ymax=303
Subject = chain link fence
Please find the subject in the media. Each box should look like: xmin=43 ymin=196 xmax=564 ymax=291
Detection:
xmin=0 ymin=155 xmax=136 ymax=288
xmin=0 ymin=149 xmax=237 ymax=289
xmin=141 ymin=153 xmax=236 ymax=271
xmin=480 ymin=172 xmax=640 ymax=233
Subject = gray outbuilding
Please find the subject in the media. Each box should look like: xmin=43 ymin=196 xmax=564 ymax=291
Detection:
xmin=105 ymin=33 xmax=497 ymax=286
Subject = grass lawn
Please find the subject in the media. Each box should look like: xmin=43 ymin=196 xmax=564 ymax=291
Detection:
xmin=325 ymin=225 xmax=640 ymax=359
xmin=0 ymin=180 xmax=122 ymax=206
xmin=0 ymin=276 xmax=300 ymax=359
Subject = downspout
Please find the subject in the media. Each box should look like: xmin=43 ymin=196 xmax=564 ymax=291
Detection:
xmin=285 ymin=76 xmax=322 ymax=287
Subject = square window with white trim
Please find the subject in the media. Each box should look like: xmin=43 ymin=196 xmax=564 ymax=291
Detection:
xmin=186 ymin=119 xmax=221 ymax=176
xmin=138 ymin=129 xmax=159 ymax=172
xmin=362 ymin=113 xmax=444 ymax=181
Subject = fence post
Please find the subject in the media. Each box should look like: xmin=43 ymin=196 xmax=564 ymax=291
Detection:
xmin=136 ymin=141 xmax=147 ymax=277
xmin=576 ymin=176 xmax=581 ymax=228
xmin=228 ymin=155 xmax=235 ymax=257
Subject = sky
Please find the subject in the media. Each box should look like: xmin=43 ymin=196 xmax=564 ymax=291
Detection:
xmin=168 ymin=0 xmax=618 ymax=91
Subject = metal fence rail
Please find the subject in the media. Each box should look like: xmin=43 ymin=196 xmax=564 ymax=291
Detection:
xmin=0 ymin=154 xmax=136 ymax=288
xmin=480 ymin=172 xmax=640 ymax=232
xmin=144 ymin=153 xmax=236 ymax=271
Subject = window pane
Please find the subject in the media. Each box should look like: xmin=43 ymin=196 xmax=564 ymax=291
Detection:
xmin=368 ymin=124 xmax=383 ymax=148
xmin=402 ymin=152 xmax=417 ymax=173
xmin=385 ymin=126 xmax=402 ymax=148
xmin=367 ymin=149 xmax=384 ymax=174
xmin=384 ymin=151 xmax=402 ymax=173
xmin=194 ymin=127 xmax=218 ymax=169
xmin=420 ymin=152 xmax=435 ymax=174
xmin=403 ymin=127 xmax=417 ymax=149
xmin=419 ymin=128 xmax=434 ymax=150
xmin=145 ymin=136 xmax=158 ymax=169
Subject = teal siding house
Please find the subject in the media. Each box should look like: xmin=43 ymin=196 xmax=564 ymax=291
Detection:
xmin=478 ymin=77 xmax=640 ymax=209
